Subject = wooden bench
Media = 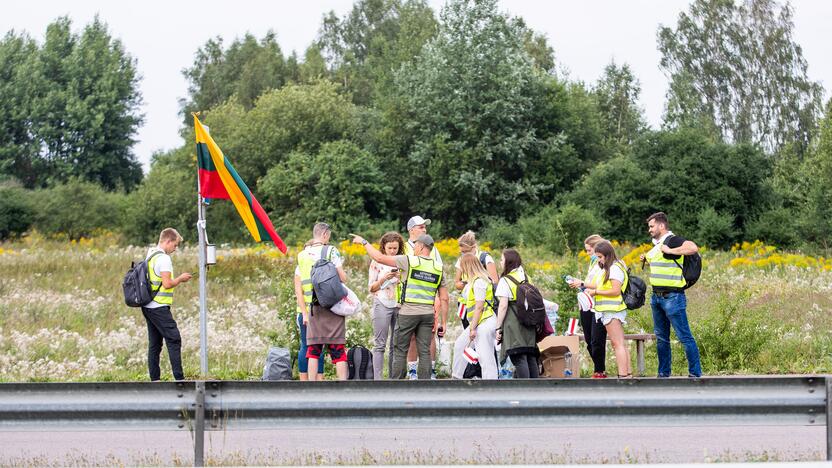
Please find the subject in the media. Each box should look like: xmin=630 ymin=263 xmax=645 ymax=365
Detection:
xmin=578 ymin=333 xmax=656 ymax=376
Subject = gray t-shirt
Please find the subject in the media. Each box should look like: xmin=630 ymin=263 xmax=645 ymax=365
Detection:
xmin=394 ymin=255 xmax=444 ymax=316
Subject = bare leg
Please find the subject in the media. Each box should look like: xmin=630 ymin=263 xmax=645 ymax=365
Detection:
xmin=605 ymin=319 xmax=631 ymax=376
xmin=335 ymin=361 xmax=348 ymax=381
xmin=307 ymin=358 xmax=320 ymax=381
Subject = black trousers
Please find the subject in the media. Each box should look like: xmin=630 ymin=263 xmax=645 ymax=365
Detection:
xmin=512 ymin=353 xmax=539 ymax=378
xmin=141 ymin=306 xmax=184 ymax=381
xmin=580 ymin=309 xmax=607 ymax=373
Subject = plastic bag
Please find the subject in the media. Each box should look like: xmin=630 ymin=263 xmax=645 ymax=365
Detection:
xmin=331 ymin=286 xmax=361 ymax=316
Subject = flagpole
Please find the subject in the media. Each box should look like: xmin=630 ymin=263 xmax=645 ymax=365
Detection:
xmin=197 ymin=186 xmax=209 ymax=376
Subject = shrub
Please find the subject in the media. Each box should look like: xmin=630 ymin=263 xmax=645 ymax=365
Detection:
xmin=0 ymin=185 xmax=35 ymax=239
xmin=693 ymin=206 xmax=738 ymax=249
xmin=31 ymin=179 xmax=125 ymax=240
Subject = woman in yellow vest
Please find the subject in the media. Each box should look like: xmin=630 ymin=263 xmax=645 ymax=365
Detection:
xmin=567 ymin=234 xmax=608 ymax=378
xmin=495 ymin=248 xmax=539 ymax=378
xmin=451 ymin=254 xmax=499 ymax=379
xmin=583 ymin=240 xmax=631 ymax=378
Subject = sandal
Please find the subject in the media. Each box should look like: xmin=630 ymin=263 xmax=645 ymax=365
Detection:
xmin=617 ymin=373 xmax=633 ymax=379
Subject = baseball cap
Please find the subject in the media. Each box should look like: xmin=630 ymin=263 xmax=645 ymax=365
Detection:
xmin=406 ymin=215 xmax=431 ymax=231
xmin=415 ymin=234 xmax=435 ymax=248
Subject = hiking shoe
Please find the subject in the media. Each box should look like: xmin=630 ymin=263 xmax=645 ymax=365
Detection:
xmin=591 ymin=371 xmax=607 ymax=379
xmin=431 ymin=369 xmax=437 ymax=380
xmin=408 ymin=368 xmax=417 ymax=380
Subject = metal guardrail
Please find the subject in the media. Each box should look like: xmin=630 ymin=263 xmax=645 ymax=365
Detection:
xmin=0 ymin=376 xmax=829 ymax=466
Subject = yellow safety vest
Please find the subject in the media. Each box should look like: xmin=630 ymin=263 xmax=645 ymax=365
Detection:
xmin=402 ymin=255 xmax=442 ymax=305
xmin=148 ymin=253 xmax=174 ymax=306
xmin=646 ymin=243 xmax=686 ymax=289
xmin=297 ymin=245 xmax=334 ymax=306
xmin=504 ymin=268 xmax=527 ymax=302
xmin=592 ymin=261 xmax=627 ymax=313
xmin=464 ymin=278 xmax=495 ymax=324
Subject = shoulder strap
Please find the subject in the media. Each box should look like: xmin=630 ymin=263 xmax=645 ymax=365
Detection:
xmin=479 ymin=252 xmax=488 ymax=267
xmin=321 ymin=245 xmax=331 ymax=261
xmin=359 ymin=347 xmax=369 ymax=379
xmin=347 ymin=347 xmax=356 ymax=379
xmin=505 ymin=274 xmax=523 ymax=286
xmin=146 ymin=251 xmax=165 ymax=297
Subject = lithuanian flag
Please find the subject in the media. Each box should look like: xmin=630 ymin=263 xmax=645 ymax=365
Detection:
xmin=194 ymin=114 xmax=287 ymax=254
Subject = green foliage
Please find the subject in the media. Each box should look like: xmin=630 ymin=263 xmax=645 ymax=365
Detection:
xmin=202 ymin=81 xmax=359 ymax=186
xmin=519 ymin=203 xmax=606 ymax=255
xmin=693 ymin=206 xmax=738 ymax=249
xmin=571 ymin=129 xmax=771 ymax=244
xmin=318 ymin=0 xmax=438 ymax=106
xmin=744 ymin=207 xmax=799 ymax=249
xmin=593 ymin=60 xmax=646 ymax=149
xmin=481 ymin=217 xmax=522 ymax=249
xmin=694 ymin=290 xmax=776 ymax=374
xmin=0 ymin=17 xmax=143 ymax=190
xmin=32 ymin=179 xmax=125 ymax=240
xmin=658 ymin=0 xmax=823 ymax=154
xmin=0 ymin=185 xmax=34 ymax=239
xmin=259 ymin=140 xmax=392 ymax=239
xmin=796 ymin=99 xmax=832 ymax=252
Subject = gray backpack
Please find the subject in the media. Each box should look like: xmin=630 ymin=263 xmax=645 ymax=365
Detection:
xmin=347 ymin=346 xmax=374 ymax=380
xmin=122 ymin=251 xmax=163 ymax=307
xmin=262 ymin=347 xmax=293 ymax=380
xmin=311 ymin=246 xmax=347 ymax=308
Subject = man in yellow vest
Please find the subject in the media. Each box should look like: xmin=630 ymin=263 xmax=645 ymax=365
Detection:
xmin=402 ymin=215 xmax=444 ymax=379
xmin=142 ymin=228 xmax=192 ymax=381
xmin=640 ymin=212 xmax=702 ymax=377
xmin=352 ymin=232 xmax=449 ymax=379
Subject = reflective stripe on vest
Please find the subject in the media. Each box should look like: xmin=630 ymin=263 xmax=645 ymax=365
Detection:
xmin=148 ymin=254 xmax=174 ymax=305
xmin=464 ymin=278 xmax=495 ymax=324
xmin=646 ymin=245 xmax=686 ymax=288
xmin=592 ymin=261 xmax=627 ymax=313
xmin=297 ymin=245 xmax=332 ymax=305
xmin=403 ymin=255 xmax=442 ymax=305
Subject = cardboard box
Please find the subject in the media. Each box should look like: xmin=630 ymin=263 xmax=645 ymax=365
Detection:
xmin=538 ymin=335 xmax=580 ymax=378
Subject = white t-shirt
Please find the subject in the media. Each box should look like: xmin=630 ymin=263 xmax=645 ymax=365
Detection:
xmin=369 ymin=260 xmax=399 ymax=308
xmin=495 ymin=266 xmax=527 ymax=299
xmin=294 ymin=244 xmax=343 ymax=276
xmin=597 ymin=263 xmax=626 ymax=285
xmin=145 ymin=247 xmax=173 ymax=309
xmin=454 ymin=250 xmax=495 ymax=269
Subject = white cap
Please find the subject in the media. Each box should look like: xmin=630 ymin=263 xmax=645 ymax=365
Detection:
xmin=406 ymin=215 xmax=431 ymax=231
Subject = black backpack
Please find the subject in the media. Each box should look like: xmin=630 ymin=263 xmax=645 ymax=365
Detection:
xmin=122 ymin=251 xmax=163 ymax=307
xmin=311 ymin=246 xmax=347 ymax=308
xmin=618 ymin=261 xmax=646 ymax=310
xmin=663 ymin=238 xmax=702 ymax=289
xmin=505 ymin=275 xmax=546 ymax=328
xmin=347 ymin=346 xmax=374 ymax=380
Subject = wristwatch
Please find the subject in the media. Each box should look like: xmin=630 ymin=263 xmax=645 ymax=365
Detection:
xmin=361 ymin=239 xmax=368 ymax=246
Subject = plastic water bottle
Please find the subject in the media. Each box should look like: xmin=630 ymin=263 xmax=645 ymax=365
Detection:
xmin=499 ymin=356 xmax=515 ymax=379
xmin=563 ymin=352 xmax=573 ymax=377
xmin=563 ymin=274 xmax=575 ymax=283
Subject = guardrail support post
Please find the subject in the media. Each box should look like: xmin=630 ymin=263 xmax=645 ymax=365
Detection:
xmin=194 ymin=381 xmax=205 ymax=467
xmin=636 ymin=340 xmax=646 ymax=376
xmin=825 ymin=377 xmax=832 ymax=462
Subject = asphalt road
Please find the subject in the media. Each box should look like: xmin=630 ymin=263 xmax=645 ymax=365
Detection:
xmin=0 ymin=425 xmax=824 ymax=465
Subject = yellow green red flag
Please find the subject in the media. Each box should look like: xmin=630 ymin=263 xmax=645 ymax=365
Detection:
xmin=194 ymin=114 xmax=287 ymax=254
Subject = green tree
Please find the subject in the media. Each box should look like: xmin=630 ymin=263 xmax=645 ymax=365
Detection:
xmin=593 ymin=61 xmax=646 ymax=149
xmin=0 ymin=184 xmax=34 ymax=239
xmin=317 ymin=0 xmax=438 ymax=105
xmin=181 ymin=32 xmax=288 ymax=119
xmin=32 ymin=178 xmax=125 ymax=240
xmin=258 ymin=140 xmax=391 ymax=236
xmin=0 ymin=17 xmax=143 ymax=190
xmin=199 ymin=81 xmax=359 ymax=188
xmin=390 ymin=0 xmax=553 ymax=231
xmin=658 ymin=0 xmax=823 ymax=155
xmin=798 ymin=99 xmax=832 ymax=251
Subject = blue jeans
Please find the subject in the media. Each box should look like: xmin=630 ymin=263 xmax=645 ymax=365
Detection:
xmin=651 ymin=292 xmax=702 ymax=377
xmin=297 ymin=313 xmax=324 ymax=374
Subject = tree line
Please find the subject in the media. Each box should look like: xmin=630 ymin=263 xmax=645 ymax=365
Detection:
xmin=1 ymin=0 xmax=830 ymax=253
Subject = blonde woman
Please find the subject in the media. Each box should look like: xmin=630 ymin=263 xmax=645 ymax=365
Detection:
xmin=583 ymin=240 xmax=631 ymax=378
xmin=454 ymin=231 xmax=499 ymax=291
xmin=452 ymin=254 xmax=499 ymax=379
xmin=568 ymin=234 xmax=608 ymax=378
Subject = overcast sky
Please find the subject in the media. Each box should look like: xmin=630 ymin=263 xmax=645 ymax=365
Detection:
xmin=3 ymin=0 xmax=830 ymax=171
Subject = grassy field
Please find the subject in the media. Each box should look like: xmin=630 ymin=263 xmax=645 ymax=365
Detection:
xmin=1 ymin=233 xmax=831 ymax=382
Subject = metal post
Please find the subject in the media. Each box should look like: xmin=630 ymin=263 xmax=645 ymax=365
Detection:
xmin=636 ymin=340 xmax=645 ymax=376
xmin=826 ymin=377 xmax=831 ymax=461
xmin=197 ymin=195 xmax=208 ymax=376
xmin=194 ymin=381 xmax=205 ymax=467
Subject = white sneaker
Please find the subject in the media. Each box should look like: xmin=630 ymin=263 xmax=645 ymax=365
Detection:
xmin=408 ymin=368 xmax=418 ymax=380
